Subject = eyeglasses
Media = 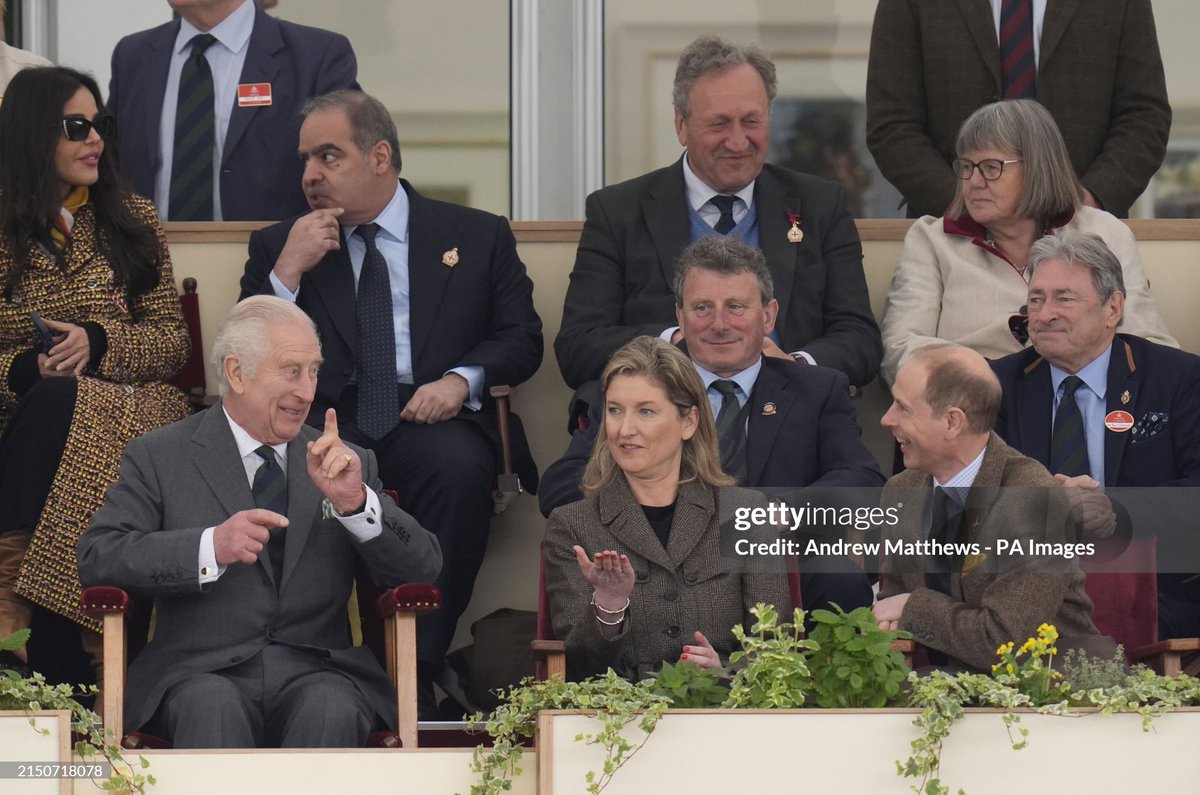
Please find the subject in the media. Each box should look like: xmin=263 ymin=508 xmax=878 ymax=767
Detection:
xmin=951 ymin=158 xmax=1022 ymax=181
xmin=61 ymin=114 xmax=116 ymax=142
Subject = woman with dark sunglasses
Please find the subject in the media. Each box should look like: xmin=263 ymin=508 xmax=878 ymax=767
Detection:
xmin=878 ymin=99 xmax=1176 ymax=391
xmin=0 ymin=66 xmax=190 ymax=689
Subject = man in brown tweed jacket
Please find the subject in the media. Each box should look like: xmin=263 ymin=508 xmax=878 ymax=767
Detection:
xmin=873 ymin=344 xmax=1113 ymax=670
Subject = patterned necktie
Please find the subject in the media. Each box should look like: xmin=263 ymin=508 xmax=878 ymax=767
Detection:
xmin=169 ymin=33 xmax=218 ymax=220
xmin=710 ymin=195 xmax=737 ymax=235
xmin=925 ymin=487 xmax=962 ymax=596
xmin=251 ymin=445 xmax=287 ymax=586
xmin=999 ymin=0 xmax=1037 ymax=99
xmin=355 ymin=223 xmax=400 ymax=440
xmin=712 ymin=380 xmax=748 ymax=484
xmin=1049 ymin=375 xmax=1090 ymax=477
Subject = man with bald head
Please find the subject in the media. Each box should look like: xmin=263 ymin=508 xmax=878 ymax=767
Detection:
xmin=874 ymin=344 xmax=1111 ymax=671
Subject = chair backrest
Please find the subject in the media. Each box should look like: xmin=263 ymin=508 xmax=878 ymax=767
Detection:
xmin=1081 ymin=537 xmax=1158 ymax=658
xmin=171 ymin=277 xmax=207 ymax=409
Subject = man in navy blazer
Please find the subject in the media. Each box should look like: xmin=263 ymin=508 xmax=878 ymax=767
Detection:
xmin=108 ymin=0 xmax=358 ymax=221
xmin=991 ymin=230 xmax=1200 ymax=641
xmin=554 ymin=36 xmax=881 ymax=391
xmin=239 ymin=90 xmax=543 ymax=711
xmin=541 ymin=236 xmax=883 ymax=614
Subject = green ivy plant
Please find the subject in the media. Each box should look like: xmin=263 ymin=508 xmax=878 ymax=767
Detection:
xmin=462 ymin=670 xmax=669 ymax=795
xmin=805 ymin=604 xmax=911 ymax=708
xmin=0 ymin=630 xmax=154 ymax=793
xmin=724 ymin=603 xmax=817 ymax=708
xmin=646 ymin=659 xmax=727 ymax=709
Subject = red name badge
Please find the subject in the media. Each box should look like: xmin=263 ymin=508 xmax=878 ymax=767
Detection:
xmin=1104 ymin=410 xmax=1134 ymax=432
xmin=237 ymin=83 xmax=272 ymax=107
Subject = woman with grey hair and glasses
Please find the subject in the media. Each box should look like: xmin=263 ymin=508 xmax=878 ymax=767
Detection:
xmin=879 ymin=99 xmax=1175 ymax=390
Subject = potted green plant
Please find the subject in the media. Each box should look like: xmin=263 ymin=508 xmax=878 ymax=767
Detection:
xmin=0 ymin=629 xmax=153 ymax=793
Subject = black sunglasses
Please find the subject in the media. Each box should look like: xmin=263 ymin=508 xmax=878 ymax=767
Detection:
xmin=61 ymin=114 xmax=116 ymax=142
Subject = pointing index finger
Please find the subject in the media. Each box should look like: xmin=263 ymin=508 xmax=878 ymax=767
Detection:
xmin=323 ymin=408 xmax=339 ymax=440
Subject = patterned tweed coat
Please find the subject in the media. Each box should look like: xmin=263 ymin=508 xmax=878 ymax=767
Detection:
xmin=1 ymin=195 xmax=190 ymax=630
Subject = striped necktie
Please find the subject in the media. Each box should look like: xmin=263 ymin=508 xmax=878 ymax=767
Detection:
xmin=251 ymin=445 xmax=287 ymax=586
xmin=169 ymin=33 xmax=218 ymax=220
xmin=999 ymin=0 xmax=1037 ymax=99
xmin=712 ymin=379 xmax=748 ymax=484
xmin=1049 ymin=375 xmax=1090 ymax=477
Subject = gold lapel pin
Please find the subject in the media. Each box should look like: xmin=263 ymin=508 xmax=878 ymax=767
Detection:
xmin=1120 ymin=390 xmax=1131 ymax=405
xmin=787 ymin=223 xmax=803 ymax=243
xmin=442 ymin=247 xmax=459 ymax=267
xmin=761 ymin=402 xmax=777 ymax=416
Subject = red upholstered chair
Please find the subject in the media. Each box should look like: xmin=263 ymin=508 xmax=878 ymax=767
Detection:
xmin=79 ymin=582 xmax=440 ymax=749
xmin=531 ymin=544 xmax=802 ymax=680
xmin=170 ymin=277 xmax=208 ymax=412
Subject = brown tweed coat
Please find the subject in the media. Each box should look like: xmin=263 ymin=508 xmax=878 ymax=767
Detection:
xmin=545 ymin=477 xmax=793 ymax=681
xmin=1 ymin=195 xmax=190 ymax=629
xmin=879 ymin=433 xmax=1114 ymax=670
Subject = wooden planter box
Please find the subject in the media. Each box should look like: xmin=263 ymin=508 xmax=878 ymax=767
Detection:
xmin=0 ymin=709 xmax=73 ymax=795
xmin=535 ymin=708 xmax=1200 ymax=794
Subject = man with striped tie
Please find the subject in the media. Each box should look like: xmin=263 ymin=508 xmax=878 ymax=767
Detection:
xmin=78 ymin=297 xmax=441 ymax=747
xmin=991 ymin=229 xmax=1200 ymax=643
xmin=108 ymin=0 xmax=358 ymax=220
xmin=866 ymin=0 xmax=1170 ymax=218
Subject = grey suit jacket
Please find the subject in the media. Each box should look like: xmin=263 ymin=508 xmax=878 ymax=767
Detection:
xmin=878 ymin=434 xmax=1112 ymax=671
xmin=77 ymin=403 xmax=442 ymax=733
xmin=544 ymin=477 xmax=792 ymax=681
xmin=865 ymin=0 xmax=1170 ymax=217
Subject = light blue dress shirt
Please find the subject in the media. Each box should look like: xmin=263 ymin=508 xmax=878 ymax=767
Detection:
xmin=1049 ymin=346 xmax=1112 ymax=486
xmin=156 ymin=0 xmax=255 ymax=221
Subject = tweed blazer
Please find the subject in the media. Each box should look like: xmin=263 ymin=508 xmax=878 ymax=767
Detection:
xmin=866 ymin=0 xmax=1170 ymax=217
xmin=878 ymin=433 xmax=1112 ymax=671
xmin=879 ymin=206 xmax=1176 ymax=387
xmin=545 ymin=477 xmax=792 ymax=681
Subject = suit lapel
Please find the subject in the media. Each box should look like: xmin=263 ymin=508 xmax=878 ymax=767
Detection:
xmin=1038 ymin=0 xmax=1081 ymax=68
xmin=405 ymin=182 xmax=454 ymax=366
xmin=753 ymin=168 xmax=798 ymax=338
xmin=598 ymin=479 xmax=673 ymax=570
xmin=1104 ymin=338 xmax=1136 ymax=486
xmin=1015 ymin=354 xmax=1053 ymax=467
xmin=280 ymin=430 xmax=320 ymax=591
xmin=306 ymin=231 xmax=358 ymax=351
xmin=130 ymin=21 xmax=178 ymax=181
xmin=665 ymin=483 xmax=714 ymax=568
xmin=222 ymin=8 xmax=283 ymax=165
xmin=191 ymin=402 xmax=257 ymax=530
xmin=745 ymin=361 xmax=798 ymax=485
xmin=954 ymin=0 xmax=1002 ymax=90
xmin=642 ymin=160 xmax=692 ymax=293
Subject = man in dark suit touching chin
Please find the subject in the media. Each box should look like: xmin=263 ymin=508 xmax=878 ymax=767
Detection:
xmin=239 ymin=90 xmax=543 ymax=712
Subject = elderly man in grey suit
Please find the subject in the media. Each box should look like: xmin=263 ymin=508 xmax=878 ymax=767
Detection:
xmin=78 ymin=296 xmax=441 ymax=748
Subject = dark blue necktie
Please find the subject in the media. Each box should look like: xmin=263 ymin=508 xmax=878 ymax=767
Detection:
xmin=355 ymin=223 xmax=400 ymax=440
xmin=925 ymin=486 xmax=963 ymax=596
xmin=251 ymin=445 xmax=287 ymax=586
xmin=999 ymin=0 xmax=1036 ymax=99
xmin=712 ymin=380 xmax=748 ymax=484
xmin=170 ymin=33 xmax=218 ymax=220
xmin=710 ymin=195 xmax=737 ymax=234
xmin=1049 ymin=375 xmax=1090 ymax=477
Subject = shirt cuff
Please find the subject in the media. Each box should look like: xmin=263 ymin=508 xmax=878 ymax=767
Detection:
xmin=448 ymin=365 xmax=483 ymax=411
xmin=268 ymin=270 xmax=301 ymax=301
xmin=790 ymin=350 xmax=816 ymax=366
xmin=659 ymin=326 xmax=680 ymax=343
xmin=324 ymin=486 xmax=384 ymax=542
xmin=198 ymin=527 xmax=226 ymax=583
